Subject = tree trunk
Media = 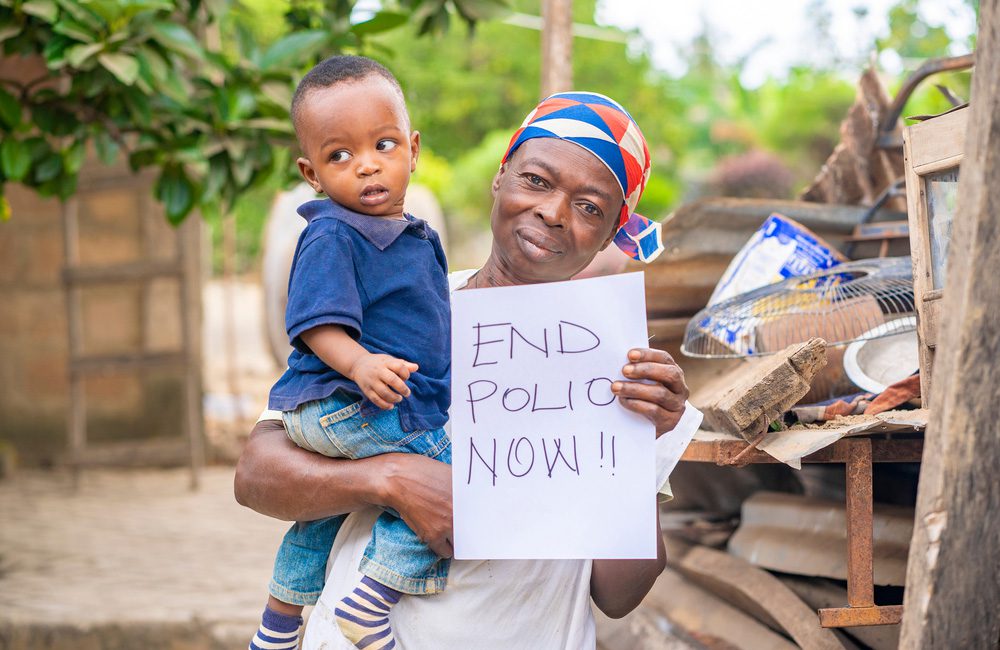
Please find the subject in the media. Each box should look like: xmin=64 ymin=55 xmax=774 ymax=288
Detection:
xmin=900 ymin=2 xmax=1000 ymax=647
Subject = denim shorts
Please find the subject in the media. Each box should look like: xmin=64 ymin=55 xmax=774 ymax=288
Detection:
xmin=283 ymin=390 xmax=451 ymax=461
xmin=269 ymin=391 xmax=451 ymax=602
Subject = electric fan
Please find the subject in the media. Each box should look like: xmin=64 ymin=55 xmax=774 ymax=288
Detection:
xmin=682 ymin=257 xmax=917 ymax=358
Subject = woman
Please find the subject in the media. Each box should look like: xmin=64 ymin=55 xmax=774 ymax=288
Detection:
xmin=235 ymin=92 xmax=692 ymax=649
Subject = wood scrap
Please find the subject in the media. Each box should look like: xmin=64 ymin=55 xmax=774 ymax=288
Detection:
xmin=641 ymin=567 xmax=797 ymax=650
xmin=677 ymin=546 xmax=849 ymax=650
xmin=701 ymin=338 xmax=827 ymax=442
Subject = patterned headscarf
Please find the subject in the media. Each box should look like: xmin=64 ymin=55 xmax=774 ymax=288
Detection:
xmin=501 ymin=92 xmax=664 ymax=263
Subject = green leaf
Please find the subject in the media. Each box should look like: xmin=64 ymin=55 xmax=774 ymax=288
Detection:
xmin=98 ymin=52 xmax=139 ymax=85
xmin=66 ymin=42 xmax=104 ymax=67
xmin=0 ymin=25 xmax=21 ymax=44
xmin=34 ymin=153 xmax=62 ymax=182
xmin=0 ymin=87 xmax=21 ymax=129
xmin=76 ymin=0 xmax=121 ymax=24
xmin=239 ymin=118 xmax=294 ymax=134
xmin=155 ymin=166 xmax=195 ymax=224
xmin=56 ymin=0 xmax=103 ymax=30
xmin=52 ymin=15 xmax=97 ymax=42
xmin=21 ymin=0 xmax=59 ymax=23
xmin=0 ymin=193 xmax=10 ymax=221
xmin=62 ymin=139 xmax=85 ymax=174
xmin=202 ymin=154 xmax=228 ymax=202
xmin=452 ymin=0 xmax=510 ymax=22
xmin=43 ymin=34 xmax=74 ymax=67
xmin=350 ymin=11 xmax=409 ymax=36
xmin=149 ymin=22 xmax=202 ymax=60
xmin=0 ymin=138 xmax=32 ymax=181
xmin=94 ymin=130 xmax=119 ymax=164
xmin=260 ymin=30 xmax=328 ymax=70
xmin=134 ymin=47 xmax=167 ymax=83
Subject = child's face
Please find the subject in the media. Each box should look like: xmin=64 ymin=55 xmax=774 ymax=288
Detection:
xmin=296 ymin=76 xmax=419 ymax=219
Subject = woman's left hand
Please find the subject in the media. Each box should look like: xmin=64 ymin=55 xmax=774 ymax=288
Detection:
xmin=611 ymin=348 xmax=690 ymax=436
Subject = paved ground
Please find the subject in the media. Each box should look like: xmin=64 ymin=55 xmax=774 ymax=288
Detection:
xmin=0 ymin=467 xmax=287 ymax=648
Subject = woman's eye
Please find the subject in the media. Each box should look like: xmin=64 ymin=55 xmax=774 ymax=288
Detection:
xmin=579 ymin=202 xmax=601 ymax=217
xmin=528 ymin=174 xmax=545 ymax=186
xmin=377 ymin=139 xmax=398 ymax=152
xmin=331 ymin=150 xmax=351 ymax=162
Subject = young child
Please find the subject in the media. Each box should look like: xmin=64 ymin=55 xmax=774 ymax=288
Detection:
xmin=249 ymin=55 xmax=451 ymax=650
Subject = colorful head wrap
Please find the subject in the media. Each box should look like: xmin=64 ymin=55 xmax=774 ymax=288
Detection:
xmin=501 ymin=92 xmax=664 ymax=263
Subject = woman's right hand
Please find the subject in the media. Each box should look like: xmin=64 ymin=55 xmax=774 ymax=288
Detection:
xmin=378 ymin=453 xmax=454 ymax=558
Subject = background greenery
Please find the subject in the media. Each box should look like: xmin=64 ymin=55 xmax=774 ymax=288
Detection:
xmin=1 ymin=0 xmax=978 ymax=272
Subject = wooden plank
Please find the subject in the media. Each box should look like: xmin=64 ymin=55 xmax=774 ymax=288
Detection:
xmin=677 ymin=546 xmax=849 ymax=649
xmin=61 ymin=197 xmax=85 ymax=483
xmin=701 ymin=338 xmax=827 ymax=442
xmin=906 ymin=107 xmax=968 ymax=169
xmin=179 ymin=215 xmax=205 ymax=489
xmin=901 ymin=6 xmax=1000 ymax=647
xmin=641 ymin=566 xmax=798 ymax=650
xmin=71 ymin=352 xmax=188 ymax=374
xmin=62 ymin=260 xmax=183 ymax=284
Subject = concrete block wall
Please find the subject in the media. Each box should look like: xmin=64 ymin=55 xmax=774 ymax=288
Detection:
xmin=0 ymin=172 xmax=188 ymax=465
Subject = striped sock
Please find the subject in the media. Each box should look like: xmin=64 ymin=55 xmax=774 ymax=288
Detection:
xmin=249 ymin=605 xmax=302 ymax=650
xmin=334 ymin=576 xmax=402 ymax=649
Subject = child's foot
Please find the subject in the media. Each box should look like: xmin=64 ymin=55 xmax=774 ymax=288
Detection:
xmin=249 ymin=605 xmax=302 ymax=650
xmin=334 ymin=576 xmax=402 ymax=649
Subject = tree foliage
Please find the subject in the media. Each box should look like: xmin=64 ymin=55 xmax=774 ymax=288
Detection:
xmin=0 ymin=0 xmax=509 ymax=223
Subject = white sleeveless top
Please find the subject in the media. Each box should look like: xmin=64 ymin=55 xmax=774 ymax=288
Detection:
xmin=298 ymin=269 xmax=700 ymax=650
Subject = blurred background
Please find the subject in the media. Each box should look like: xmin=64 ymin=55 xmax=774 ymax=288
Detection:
xmin=0 ymin=0 xmax=980 ymax=648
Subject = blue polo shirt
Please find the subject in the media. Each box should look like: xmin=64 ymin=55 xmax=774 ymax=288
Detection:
xmin=268 ymin=199 xmax=451 ymax=432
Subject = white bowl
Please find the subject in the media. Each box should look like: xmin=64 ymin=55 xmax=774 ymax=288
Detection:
xmin=843 ymin=317 xmax=919 ymax=394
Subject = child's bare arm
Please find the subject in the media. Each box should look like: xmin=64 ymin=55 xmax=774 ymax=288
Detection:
xmin=300 ymin=325 xmax=419 ymax=410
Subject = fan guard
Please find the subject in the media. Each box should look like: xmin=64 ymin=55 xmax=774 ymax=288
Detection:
xmin=681 ymin=257 xmax=917 ymax=358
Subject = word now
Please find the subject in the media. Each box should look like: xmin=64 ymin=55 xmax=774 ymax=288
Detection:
xmin=465 ymin=432 xmax=618 ymax=486
xmin=470 ymin=320 xmax=602 ymax=368
xmin=464 ymin=377 xmax=616 ymax=423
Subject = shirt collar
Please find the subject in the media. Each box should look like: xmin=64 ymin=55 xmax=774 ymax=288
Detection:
xmin=297 ymin=199 xmax=424 ymax=251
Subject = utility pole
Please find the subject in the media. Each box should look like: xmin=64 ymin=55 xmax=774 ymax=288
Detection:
xmin=540 ymin=0 xmax=573 ymax=98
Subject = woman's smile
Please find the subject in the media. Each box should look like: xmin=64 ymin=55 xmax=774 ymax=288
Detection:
xmin=515 ymin=227 xmax=564 ymax=260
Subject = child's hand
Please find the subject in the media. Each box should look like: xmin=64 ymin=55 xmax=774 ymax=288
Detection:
xmin=350 ymin=354 xmax=419 ymax=410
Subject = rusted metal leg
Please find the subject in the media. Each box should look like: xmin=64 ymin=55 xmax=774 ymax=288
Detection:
xmin=818 ymin=437 xmax=904 ymax=627
xmin=846 ymin=437 xmax=875 ymax=608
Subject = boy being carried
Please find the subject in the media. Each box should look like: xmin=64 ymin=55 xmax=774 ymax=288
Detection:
xmin=249 ymin=55 xmax=451 ymax=650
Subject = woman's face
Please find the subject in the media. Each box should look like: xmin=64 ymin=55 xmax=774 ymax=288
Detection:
xmin=489 ymin=138 xmax=622 ymax=284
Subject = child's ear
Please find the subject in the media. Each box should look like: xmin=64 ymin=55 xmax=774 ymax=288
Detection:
xmin=409 ymin=131 xmax=420 ymax=173
xmin=297 ymin=156 xmax=322 ymax=194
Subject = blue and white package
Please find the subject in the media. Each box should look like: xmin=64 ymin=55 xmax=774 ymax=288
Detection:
xmin=708 ymin=213 xmax=847 ymax=306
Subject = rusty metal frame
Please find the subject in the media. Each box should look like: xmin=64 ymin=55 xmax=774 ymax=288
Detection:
xmin=680 ymin=434 xmax=923 ymax=628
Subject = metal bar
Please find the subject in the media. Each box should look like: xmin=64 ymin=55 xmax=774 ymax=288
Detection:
xmin=846 ymin=437 xmax=875 ymax=608
xmin=680 ymin=437 xmax=924 ymax=465
xmin=818 ymin=605 xmax=904 ymax=627
xmin=880 ymin=53 xmax=975 ymax=142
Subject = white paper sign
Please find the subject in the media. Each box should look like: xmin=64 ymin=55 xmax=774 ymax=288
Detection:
xmin=451 ymin=272 xmax=656 ymax=560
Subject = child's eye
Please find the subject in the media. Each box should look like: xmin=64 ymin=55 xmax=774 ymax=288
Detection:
xmin=331 ymin=150 xmax=351 ymax=162
xmin=376 ymin=139 xmax=398 ymax=152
